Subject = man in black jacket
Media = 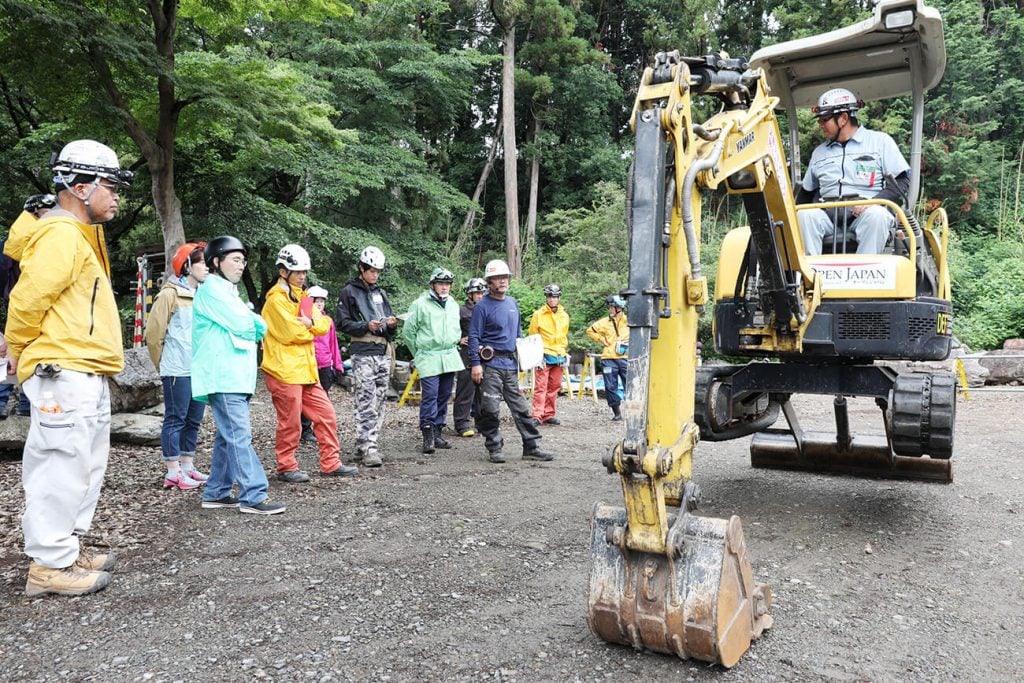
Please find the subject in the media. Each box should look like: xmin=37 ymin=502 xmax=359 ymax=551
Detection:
xmin=336 ymin=246 xmax=397 ymax=468
xmin=452 ymin=277 xmax=485 ymax=436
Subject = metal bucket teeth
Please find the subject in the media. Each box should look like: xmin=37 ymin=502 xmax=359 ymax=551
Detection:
xmin=587 ymin=503 xmax=772 ymax=667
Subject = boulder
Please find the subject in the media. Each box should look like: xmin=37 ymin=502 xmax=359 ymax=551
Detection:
xmin=976 ymin=350 xmax=1024 ymax=385
xmin=0 ymin=415 xmax=29 ymax=452
xmin=108 ymin=347 xmax=162 ymax=413
xmin=110 ymin=413 xmax=163 ymax=445
xmin=1003 ymin=338 xmax=1024 ymax=351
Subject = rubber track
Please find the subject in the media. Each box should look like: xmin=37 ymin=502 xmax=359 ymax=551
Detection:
xmin=891 ymin=371 xmax=956 ymax=459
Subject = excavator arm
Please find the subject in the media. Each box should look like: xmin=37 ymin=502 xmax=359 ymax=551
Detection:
xmin=587 ymin=53 xmax=790 ymax=667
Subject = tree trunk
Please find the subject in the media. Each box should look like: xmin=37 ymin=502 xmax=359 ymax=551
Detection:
xmin=453 ymin=119 xmax=503 ymax=261
xmin=500 ymin=23 xmax=521 ymax=277
xmin=523 ymin=117 xmax=542 ymax=261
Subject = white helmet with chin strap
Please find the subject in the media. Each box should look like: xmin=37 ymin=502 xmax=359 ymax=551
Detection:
xmin=276 ymin=243 xmax=312 ymax=271
xmin=52 ymin=140 xmax=133 ymax=188
xmin=359 ymin=246 xmax=386 ymax=270
xmin=484 ymin=259 xmax=511 ymax=279
xmin=812 ymin=88 xmax=862 ymax=120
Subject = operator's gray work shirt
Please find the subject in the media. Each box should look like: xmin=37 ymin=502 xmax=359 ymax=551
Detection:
xmin=802 ymin=125 xmax=910 ymax=200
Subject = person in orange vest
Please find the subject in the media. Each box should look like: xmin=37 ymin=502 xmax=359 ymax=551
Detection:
xmin=528 ymin=284 xmax=570 ymax=425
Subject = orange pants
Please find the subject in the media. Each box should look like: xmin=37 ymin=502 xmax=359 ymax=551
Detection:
xmin=532 ymin=364 xmax=563 ymax=422
xmin=265 ymin=373 xmax=341 ymax=474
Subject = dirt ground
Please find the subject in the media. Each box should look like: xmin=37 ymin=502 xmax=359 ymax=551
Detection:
xmin=0 ymin=379 xmax=1022 ymax=682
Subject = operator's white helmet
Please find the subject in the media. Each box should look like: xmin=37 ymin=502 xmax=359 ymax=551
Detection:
xmin=52 ymin=139 xmax=133 ymax=188
xmin=484 ymin=259 xmax=511 ymax=279
xmin=275 ymin=244 xmax=312 ymax=271
xmin=359 ymin=246 xmax=386 ymax=270
xmin=307 ymin=285 xmax=329 ymax=299
xmin=812 ymin=88 xmax=862 ymax=119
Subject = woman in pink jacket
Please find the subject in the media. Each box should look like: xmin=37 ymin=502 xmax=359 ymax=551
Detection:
xmin=308 ymin=286 xmax=345 ymax=392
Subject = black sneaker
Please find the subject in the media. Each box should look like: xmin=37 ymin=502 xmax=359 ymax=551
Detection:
xmin=522 ymin=448 xmax=555 ymax=462
xmin=488 ymin=451 xmax=506 ymax=464
xmin=542 ymin=417 xmax=561 ymax=426
xmin=201 ymin=495 xmax=240 ymax=509
xmin=321 ymin=465 xmax=360 ymax=477
xmin=277 ymin=470 xmax=311 ymax=483
xmin=240 ymin=499 xmax=286 ymax=515
xmin=300 ymin=428 xmax=318 ymax=444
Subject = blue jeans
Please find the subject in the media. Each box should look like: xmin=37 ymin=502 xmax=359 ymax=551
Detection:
xmin=602 ymin=359 xmax=628 ymax=408
xmin=161 ymin=376 xmax=206 ymax=461
xmin=419 ymin=373 xmax=455 ymax=430
xmin=0 ymin=383 xmax=31 ymax=414
xmin=204 ymin=393 xmax=269 ymax=507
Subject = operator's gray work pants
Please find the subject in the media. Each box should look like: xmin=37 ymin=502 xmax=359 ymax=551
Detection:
xmin=799 ymin=205 xmax=894 ymax=255
xmin=474 ymin=365 xmax=540 ymax=455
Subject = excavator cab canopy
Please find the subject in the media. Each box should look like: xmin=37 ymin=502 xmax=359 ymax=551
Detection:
xmin=749 ymin=0 xmax=945 ymax=207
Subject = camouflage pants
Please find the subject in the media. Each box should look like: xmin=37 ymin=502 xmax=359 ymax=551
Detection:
xmin=352 ymin=354 xmax=390 ymax=455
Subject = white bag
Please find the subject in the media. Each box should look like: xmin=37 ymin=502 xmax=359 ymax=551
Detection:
xmin=516 ymin=334 xmax=544 ymax=371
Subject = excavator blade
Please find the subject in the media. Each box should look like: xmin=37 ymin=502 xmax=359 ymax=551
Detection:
xmin=587 ymin=502 xmax=772 ymax=668
xmin=750 ymin=430 xmax=952 ymax=482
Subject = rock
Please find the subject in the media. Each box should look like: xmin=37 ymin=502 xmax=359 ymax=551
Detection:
xmin=108 ymin=347 xmax=161 ymax=413
xmin=948 ymin=345 xmax=989 ymax=387
xmin=110 ymin=413 xmax=163 ymax=445
xmin=976 ymin=350 xmax=1024 ymax=385
xmin=0 ymin=415 xmax=29 ymax=452
xmin=1002 ymin=338 xmax=1024 ymax=350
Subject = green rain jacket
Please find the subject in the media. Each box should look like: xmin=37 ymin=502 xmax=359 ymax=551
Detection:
xmin=404 ymin=290 xmax=464 ymax=378
xmin=191 ymin=274 xmax=267 ymax=402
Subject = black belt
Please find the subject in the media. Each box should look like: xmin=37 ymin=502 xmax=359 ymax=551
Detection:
xmin=479 ymin=345 xmax=516 ymax=361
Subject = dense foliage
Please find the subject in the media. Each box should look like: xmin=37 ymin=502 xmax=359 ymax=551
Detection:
xmin=1 ymin=0 xmax=1021 ymax=351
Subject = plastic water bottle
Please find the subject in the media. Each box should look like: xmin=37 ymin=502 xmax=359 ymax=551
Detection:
xmin=38 ymin=391 xmax=62 ymax=414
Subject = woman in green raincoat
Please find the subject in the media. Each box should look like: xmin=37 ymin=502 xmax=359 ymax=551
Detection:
xmin=404 ymin=267 xmax=464 ymax=454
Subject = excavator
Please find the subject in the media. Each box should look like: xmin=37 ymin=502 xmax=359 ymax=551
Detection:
xmin=587 ymin=0 xmax=951 ymax=668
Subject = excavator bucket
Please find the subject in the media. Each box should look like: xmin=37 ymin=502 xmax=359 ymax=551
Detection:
xmin=587 ymin=502 xmax=773 ymax=668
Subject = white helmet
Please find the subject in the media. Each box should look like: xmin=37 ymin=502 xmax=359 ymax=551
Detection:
xmin=359 ymin=245 xmax=386 ymax=270
xmin=52 ymin=140 xmax=133 ymax=188
xmin=276 ymin=244 xmax=311 ymax=271
xmin=484 ymin=259 xmax=511 ymax=279
xmin=813 ymin=88 xmax=862 ymax=119
xmin=307 ymin=285 xmax=329 ymax=299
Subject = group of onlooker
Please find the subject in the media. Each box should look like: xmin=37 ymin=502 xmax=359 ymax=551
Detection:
xmin=0 ymin=139 xmax=626 ymax=600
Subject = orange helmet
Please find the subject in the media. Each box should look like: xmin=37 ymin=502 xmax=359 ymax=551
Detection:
xmin=172 ymin=241 xmax=207 ymax=277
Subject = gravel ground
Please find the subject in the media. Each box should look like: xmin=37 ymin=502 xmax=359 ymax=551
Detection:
xmin=0 ymin=379 xmax=1022 ymax=681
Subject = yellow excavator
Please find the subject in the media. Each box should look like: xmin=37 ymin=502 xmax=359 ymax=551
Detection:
xmin=587 ymin=0 xmax=951 ymax=667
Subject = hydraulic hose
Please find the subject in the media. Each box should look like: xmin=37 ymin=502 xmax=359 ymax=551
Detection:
xmin=680 ymin=123 xmax=732 ymax=287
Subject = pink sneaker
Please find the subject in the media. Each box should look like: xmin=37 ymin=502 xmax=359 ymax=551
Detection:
xmin=163 ymin=471 xmax=201 ymax=490
xmin=184 ymin=468 xmax=208 ymax=482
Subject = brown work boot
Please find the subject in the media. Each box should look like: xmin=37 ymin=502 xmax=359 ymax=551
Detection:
xmin=25 ymin=561 xmax=112 ymax=597
xmin=75 ymin=547 xmax=117 ymax=572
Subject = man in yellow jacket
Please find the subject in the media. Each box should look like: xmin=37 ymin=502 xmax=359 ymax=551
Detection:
xmin=261 ymin=244 xmax=360 ymax=483
xmin=5 ymin=140 xmax=129 ymax=597
xmin=528 ymin=284 xmax=570 ymax=425
xmin=586 ymin=295 xmax=629 ymax=421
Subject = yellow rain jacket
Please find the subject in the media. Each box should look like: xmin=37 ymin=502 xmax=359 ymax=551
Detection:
xmin=586 ymin=313 xmax=628 ymax=360
xmin=4 ymin=210 xmax=38 ymax=262
xmin=260 ymin=279 xmax=331 ymax=384
xmin=5 ymin=210 xmax=124 ymax=383
xmin=528 ymin=304 xmax=570 ymax=358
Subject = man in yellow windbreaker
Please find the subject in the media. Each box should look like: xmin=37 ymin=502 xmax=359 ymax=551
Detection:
xmin=528 ymin=284 xmax=570 ymax=425
xmin=586 ymin=295 xmax=629 ymax=421
xmin=261 ymin=244 xmax=360 ymax=483
xmin=5 ymin=140 xmax=130 ymax=597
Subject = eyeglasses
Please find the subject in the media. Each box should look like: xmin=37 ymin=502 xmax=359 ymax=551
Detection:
xmin=97 ymin=182 xmax=122 ymax=193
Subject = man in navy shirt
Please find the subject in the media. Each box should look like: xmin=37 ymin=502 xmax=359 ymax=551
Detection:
xmin=468 ymin=259 xmax=554 ymax=464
